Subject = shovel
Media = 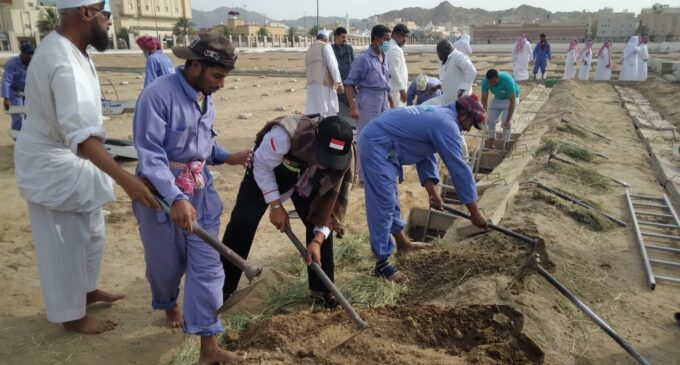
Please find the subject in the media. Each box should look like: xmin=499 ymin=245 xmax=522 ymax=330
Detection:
xmin=153 ymin=195 xmax=264 ymax=313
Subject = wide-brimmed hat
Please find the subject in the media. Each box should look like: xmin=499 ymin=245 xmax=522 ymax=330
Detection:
xmin=315 ymin=116 xmax=353 ymax=171
xmin=172 ymin=31 xmax=237 ymax=70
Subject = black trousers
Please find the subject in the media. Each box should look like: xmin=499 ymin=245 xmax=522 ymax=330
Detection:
xmin=221 ymin=166 xmax=334 ymax=297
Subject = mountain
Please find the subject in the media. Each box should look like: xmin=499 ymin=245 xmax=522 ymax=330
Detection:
xmin=191 ymin=7 xmax=363 ymax=29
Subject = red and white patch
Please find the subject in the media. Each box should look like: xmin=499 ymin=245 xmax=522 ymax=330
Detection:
xmin=329 ymin=138 xmax=345 ymax=151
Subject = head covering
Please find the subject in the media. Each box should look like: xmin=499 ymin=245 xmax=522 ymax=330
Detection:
xmin=315 ymin=116 xmax=353 ymax=171
xmin=639 ymin=35 xmax=648 ymax=44
xmin=136 ymin=35 xmax=156 ymax=53
xmin=515 ymin=34 xmax=527 ymax=53
xmin=316 ymin=29 xmax=329 ymax=40
xmin=456 ymin=94 xmax=486 ymax=129
xmin=623 ymin=36 xmax=639 ymax=59
xmin=539 ymin=34 xmax=549 ymax=50
xmin=582 ymin=39 xmax=593 ymax=57
xmin=57 ymin=0 xmax=110 ymax=10
xmin=154 ymin=37 xmax=163 ymax=50
xmin=416 ymin=74 xmax=429 ymax=91
xmin=597 ymin=41 xmax=612 ymax=65
xmin=454 ymin=34 xmax=472 ymax=55
xmin=567 ymin=38 xmax=579 ymax=53
xmin=20 ymin=43 xmax=35 ymax=54
xmin=172 ymin=30 xmax=237 ymax=70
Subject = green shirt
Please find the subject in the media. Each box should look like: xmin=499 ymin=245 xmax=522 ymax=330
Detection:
xmin=481 ymin=72 xmax=521 ymax=100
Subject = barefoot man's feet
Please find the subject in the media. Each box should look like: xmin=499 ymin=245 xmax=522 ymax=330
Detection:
xmin=394 ymin=231 xmax=433 ymax=255
xmin=198 ymin=335 xmax=247 ymax=365
xmin=387 ymin=271 xmax=410 ymax=284
xmin=63 ymin=314 xmax=118 ymax=334
xmin=86 ymin=289 xmax=125 ymax=306
xmin=165 ymin=303 xmax=184 ymax=329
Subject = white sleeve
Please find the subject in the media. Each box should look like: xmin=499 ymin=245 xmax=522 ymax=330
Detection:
xmin=324 ymin=44 xmax=341 ymax=84
xmin=528 ymin=43 xmax=533 ymax=61
xmin=387 ymin=49 xmax=407 ymax=91
xmin=253 ymin=126 xmax=291 ymax=204
xmin=313 ymin=226 xmax=332 ymax=240
xmin=455 ymin=54 xmax=477 ymax=91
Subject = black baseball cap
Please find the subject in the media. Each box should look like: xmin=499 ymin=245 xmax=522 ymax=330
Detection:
xmin=316 ymin=116 xmax=353 ymax=171
xmin=172 ymin=30 xmax=237 ymax=70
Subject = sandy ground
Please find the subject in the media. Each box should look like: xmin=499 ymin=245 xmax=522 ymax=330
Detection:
xmin=1 ymin=49 xmax=679 ymax=364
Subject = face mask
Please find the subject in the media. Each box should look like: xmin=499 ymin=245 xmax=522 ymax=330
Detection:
xmin=379 ymin=41 xmax=390 ymax=54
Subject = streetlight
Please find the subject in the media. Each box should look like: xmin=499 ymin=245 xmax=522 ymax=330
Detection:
xmin=242 ymin=4 xmax=247 ymax=24
xmin=316 ymin=0 xmax=319 ymax=31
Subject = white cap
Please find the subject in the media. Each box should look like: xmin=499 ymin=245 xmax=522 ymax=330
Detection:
xmin=416 ymin=74 xmax=429 ymax=91
xmin=317 ymin=29 xmax=329 ymax=38
xmin=57 ymin=0 xmax=110 ymax=11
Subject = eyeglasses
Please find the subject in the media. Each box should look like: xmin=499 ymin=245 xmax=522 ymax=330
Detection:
xmin=86 ymin=6 xmax=111 ymax=20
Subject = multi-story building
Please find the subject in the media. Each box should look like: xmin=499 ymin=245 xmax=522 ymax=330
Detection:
xmin=0 ymin=0 xmax=51 ymax=51
xmin=112 ymin=0 xmax=192 ymax=47
xmin=593 ymin=8 xmax=637 ymax=42
xmin=225 ymin=16 xmax=286 ymax=39
xmin=470 ymin=23 xmax=588 ymax=44
xmin=640 ymin=4 xmax=680 ymax=41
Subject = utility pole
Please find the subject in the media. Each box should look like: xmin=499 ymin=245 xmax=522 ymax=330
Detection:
xmin=242 ymin=4 xmax=248 ymax=24
xmin=316 ymin=0 xmax=319 ymax=31
xmin=152 ymin=0 xmax=159 ymax=40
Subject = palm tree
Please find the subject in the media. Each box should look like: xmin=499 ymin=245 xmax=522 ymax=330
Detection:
xmin=36 ymin=8 xmax=59 ymax=36
xmin=173 ymin=17 xmax=196 ymax=45
xmin=257 ymin=26 xmax=270 ymax=38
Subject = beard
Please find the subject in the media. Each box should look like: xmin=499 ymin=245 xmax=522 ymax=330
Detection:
xmin=90 ymin=21 xmax=110 ymax=52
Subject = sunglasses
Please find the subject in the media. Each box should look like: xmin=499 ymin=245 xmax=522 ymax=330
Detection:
xmin=86 ymin=6 xmax=111 ymax=20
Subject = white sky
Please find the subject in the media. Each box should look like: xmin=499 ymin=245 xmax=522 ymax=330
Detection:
xmin=192 ymin=0 xmax=680 ymax=19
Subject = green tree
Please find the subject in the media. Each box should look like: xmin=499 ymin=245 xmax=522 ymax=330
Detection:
xmin=36 ymin=8 xmax=59 ymax=36
xmin=636 ymin=22 xmax=650 ymax=36
xmin=287 ymin=27 xmax=297 ymax=40
xmin=308 ymin=25 xmax=320 ymax=37
xmin=222 ymin=26 xmax=232 ymax=38
xmin=173 ymin=17 xmax=196 ymax=45
xmin=257 ymin=26 xmax=270 ymax=38
xmin=116 ymin=26 xmax=131 ymax=47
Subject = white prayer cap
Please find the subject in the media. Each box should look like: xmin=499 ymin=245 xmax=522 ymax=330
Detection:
xmin=317 ymin=29 xmax=329 ymax=38
xmin=57 ymin=0 xmax=110 ymax=11
xmin=416 ymin=74 xmax=429 ymax=91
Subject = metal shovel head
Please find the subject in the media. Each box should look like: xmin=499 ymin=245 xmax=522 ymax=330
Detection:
xmin=216 ymin=274 xmax=264 ymax=314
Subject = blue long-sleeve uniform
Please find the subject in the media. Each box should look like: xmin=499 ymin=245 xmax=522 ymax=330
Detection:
xmin=533 ymin=42 xmax=551 ymax=76
xmin=2 ymin=56 xmax=28 ymax=130
xmin=359 ymin=104 xmax=478 ymax=260
xmin=406 ymin=77 xmax=442 ymax=105
xmin=143 ymin=50 xmax=175 ymax=88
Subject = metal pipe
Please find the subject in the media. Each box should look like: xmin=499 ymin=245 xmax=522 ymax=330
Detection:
xmin=662 ymin=194 xmax=680 ymax=234
xmin=641 ymin=231 xmax=680 ymax=241
xmin=284 ymin=227 xmax=368 ymax=330
xmin=646 ymin=245 xmax=680 ymax=254
xmin=638 ymin=221 xmax=679 ymax=229
xmin=630 ymin=194 xmax=664 ymax=201
xmin=536 ymin=183 xmax=626 ymax=227
xmin=635 ymin=211 xmax=674 ymax=218
xmin=625 ymin=190 xmax=656 ymax=290
xmin=632 ymin=202 xmax=668 ymax=209
xmin=649 ymin=258 xmax=680 ymax=268
xmin=654 ymin=275 xmax=680 ymax=284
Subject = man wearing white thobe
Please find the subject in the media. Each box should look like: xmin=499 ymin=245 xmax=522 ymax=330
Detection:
xmin=14 ymin=0 xmax=157 ymax=334
xmin=619 ymin=36 xmax=639 ymax=81
xmin=305 ymin=29 xmax=343 ymax=118
xmin=637 ymin=36 xmax=649 ymax=81
xmin=424 ymin=39 xmax=477 ymax=105
xmin=512 ymin=34 xmax=532 ymax=81
xmin=386 ymin=24 xmax=410 ymax=108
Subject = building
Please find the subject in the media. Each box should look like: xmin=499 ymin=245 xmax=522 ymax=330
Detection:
xmin=470 ymin=23 xmax=588 ymax=44
xmin=0 ymin=0 xmax=53 ymax=51
xmin=593 ymin=8 xmax=637 ymax=42
xmin=112 ymin=0 xmax=192 ymax=47
xmin=640 ymin=5 xmax=680 ymax=42
xmin=225 ymin=15 xmax=286 ymax=39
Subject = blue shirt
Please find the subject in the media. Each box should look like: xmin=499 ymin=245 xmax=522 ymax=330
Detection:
xmin=133 ymin=67 xmax=229 ymax=206
xmin=1 ymin=56 xmax=27 ymax=98
xmin=533 ymin=41 xmax=552 ymax=61
xmin=406 ymin=77 xmax=442 ymax=105
xmin=343 ymin=46 xmax=390 ymax=93
xmin=365 ymin=104 xmax=478 ymax=204
xmin=481 ymin=72 xmax=520 ymax=100
xmin=144 ymin=50 xmax=175 ymax=88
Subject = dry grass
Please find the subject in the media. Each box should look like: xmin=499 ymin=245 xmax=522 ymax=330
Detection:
xmin=533 ymin=190 xmax=615 ymax=231
xmin=557 ymin=123 xmax=589 ymax=139
xmin=546 ymin=160 xmax=610 ymax=193
xmin=538 ymin=139 xmax=595 ymax=162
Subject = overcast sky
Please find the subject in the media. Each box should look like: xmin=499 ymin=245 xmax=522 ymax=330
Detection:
xmin=193 ymin=0 xmax=680 ymax=19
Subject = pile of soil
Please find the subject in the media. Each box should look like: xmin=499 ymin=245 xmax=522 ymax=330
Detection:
xmin=226 ymin=305 xmax=544 ymax=365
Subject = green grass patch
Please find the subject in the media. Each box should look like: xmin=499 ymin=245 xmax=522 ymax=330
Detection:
xmin=547 ymin=160 xmax=610 ymax=193
xmin=557 ymin=123 xmax=589 ymax=139
xmin=339 ymin=273 xmax=404 ymax=308
xmin=538 ymin=139 xmax=595 ymax=162
xmin=546 ymin=185 xmax=602 ymax=209
xmin=533 ymin=190 xmax=615 ymax=231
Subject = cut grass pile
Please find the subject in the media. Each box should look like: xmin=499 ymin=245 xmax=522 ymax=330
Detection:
xmin=546 ymin=160 xmax=610 ymax=193
xmin=538 ymin=139 xmax=595 ymax=162
xmin=533 ymin=190 xmax=615 ymax=231
xmin=557 ymin=123 xmax=589 ymax=139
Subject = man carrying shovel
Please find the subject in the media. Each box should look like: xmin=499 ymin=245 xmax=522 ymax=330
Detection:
xmin=132 ymin=31 xmax=251 ymax=365
xmin=221 ymin=114 xmax=353 ymax=308
xmin=359 ymin=95 xmax=489 ymax=283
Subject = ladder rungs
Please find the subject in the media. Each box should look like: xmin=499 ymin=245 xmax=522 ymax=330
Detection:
xmin=633 ymin=202 xmax=669 ymax=209
xmin=631 ymin=194 xmax=664 ymax=201
xmin=638 ymin=220 xmax=680 ymax=229
xmin=636 ymin=211 xmax=674 ymax=218
xmin=647 ymin=245 xmax=680 ymax=254
xmin=650 ymin=258 xmax=680 ymax=268
xmin=641 ymin=231 xmax=680 ymax=240
xmin=654 ymin=275 xmax=680 ymax=284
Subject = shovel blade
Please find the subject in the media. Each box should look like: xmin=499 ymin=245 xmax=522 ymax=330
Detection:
xmin=216 ymin=275 xmax=263 ymax=314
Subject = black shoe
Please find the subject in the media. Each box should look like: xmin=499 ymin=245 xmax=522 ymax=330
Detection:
xmin=310 ymin=291 xmax=339 ymax=309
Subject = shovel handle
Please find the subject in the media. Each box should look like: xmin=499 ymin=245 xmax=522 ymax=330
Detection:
xmin=284 ymin=227 xmax=368 ymax=330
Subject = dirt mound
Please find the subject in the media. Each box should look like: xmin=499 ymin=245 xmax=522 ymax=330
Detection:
xmin=226 ymin=305 xmax=543 ymax=365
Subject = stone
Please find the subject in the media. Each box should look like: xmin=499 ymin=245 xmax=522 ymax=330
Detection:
xmin=290 ymin=79 xmax=298 ymax=83
xmin=238 ymin=113 xmax=253 ymax=119
xmin=253 ymin=84 xmax=261 ymax=87
xmin=234 ymin=78 xmax=241 ymax=82
xmin=663 ymin=74 xmax=679 ymax=82
xmin=274 ymin=106 xmax=286 ymax=111
xmin=136 ymin=75 xmax=143 ymax=79
xmin=261 ymin=93 xmax=270 ymax=96
xmin=120 ymin=81 xmax=129 ymax=85
xmin=286 ymin=88 xmax=295 ymax=92
xmin=229 ymin=86 xmax=239 ymax=90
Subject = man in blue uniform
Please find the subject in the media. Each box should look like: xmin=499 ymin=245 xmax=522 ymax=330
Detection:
xmin=2 ymin=43 xmax=34 ymax=130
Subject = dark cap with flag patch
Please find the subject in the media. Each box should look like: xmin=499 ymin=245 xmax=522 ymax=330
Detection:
xmin=315 ymin=116 xmax=353 ymax=171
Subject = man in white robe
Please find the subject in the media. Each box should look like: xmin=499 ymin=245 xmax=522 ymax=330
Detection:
xmin=426 ymin=39 xmax=477 ymax=105
xmin=386 ymin=24 xmax=410 ymax=108
xmin=578 ymin=39 xmax=594 ymax=80
xmin=305 ymin=29 xmax=343 ymax=117
xmin=594 ymin=41 xmax=613 ymax=81
xmin=13 ymin=0 xmax=158 ymax=334
xmin=562 ymin=38 xmax=579 ymax=80
xmin=512 ymin=34 xmax=532 ymax=81
xmin=637 ymin=36 xmax=649 ymax=81
xmin=619 ymin=36 xmax=639 ymax=81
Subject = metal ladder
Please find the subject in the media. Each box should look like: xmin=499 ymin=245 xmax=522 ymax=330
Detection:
xmin=625 ymin=190 xmax=680 ymax=289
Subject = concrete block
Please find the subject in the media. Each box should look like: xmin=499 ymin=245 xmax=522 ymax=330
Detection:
xmin=238 ymin=113 xmax=253 ymax=119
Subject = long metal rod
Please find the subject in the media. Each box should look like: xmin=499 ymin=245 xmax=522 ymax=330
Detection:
xmin=646 ymin=245 xmax=680 ymax=254
xmin=638 ymin=221 xmax=679 ymax=229
xmin=662 ymin=194 xmax=680 ymax=234
xmin=441 ymin=206 xmax=537 ymax=250
xmin=284 ymin=227 xmax=368 ymax=330
xmin=630 ymin=194 xmax=664 ymax=201
xmin=635 ymin=211 xmax=674 ymax=218
xmin=536 ymin=183 xmax=626 ymax=227
xmin=533 ymin=264 xmax=653 ymax=365
xmin=633 ymin=202 xmax=669 ymax=209
xmin=654 ymin=275 xmax=680 ymax=284
xmin=641 ymin=231 xmax=680 ymax=241
xmin=625 ymin=190 xmax=657 ymax=290
xmin=650 ymin=258 xmax=680 ymax=268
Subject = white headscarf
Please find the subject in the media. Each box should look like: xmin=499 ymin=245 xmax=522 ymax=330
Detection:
xmin=57 ymin=0 xmax=109 ymax=10
xmin=454 ymin=34 xmax=472 ymax=55
xmin=623 ymin=36 xmax=639 ymax=59
xmin=416 ymin=73 xmax=429 ymax=91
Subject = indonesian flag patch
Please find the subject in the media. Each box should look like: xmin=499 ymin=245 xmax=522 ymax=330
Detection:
xmin=329 ymin=138 xmax=346 ymax=151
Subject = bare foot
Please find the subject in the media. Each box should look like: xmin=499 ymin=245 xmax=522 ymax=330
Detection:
xmin=199 ymin=335 xmax=247 ymax=364
xmin=86 ymin=289 xmax=125 ymax=306
xmin=387 ymin=271 xmax=410 ymax=284
xmin=63 ymin=314 xmax=118 ymax=334
xmin=165 ymin=304 xmax=184 ymax=329
xmin=397 ymin=241 xmax=433 ymax=255
xmin=485 ymin=139 xmax=496 ymax=150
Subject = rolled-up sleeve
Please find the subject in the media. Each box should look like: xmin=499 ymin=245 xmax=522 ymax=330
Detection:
xmin=253 ymin=127 xmax=291 ymax=203
xmin=133 ymin=92 xmax=187 ymax=206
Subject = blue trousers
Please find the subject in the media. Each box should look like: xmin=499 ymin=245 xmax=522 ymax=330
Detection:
xmin=533 ymin=58 xmax=547 ymax=76
xmin=133 ymin=185 xmax=225 ymax=336
xmin=8 ymin=94 xmax=24 ymax=130
xmin=359 ymin=131 xmax=406 ymax=261
xmin=355 ymin=89 xmax=389 ymax=182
